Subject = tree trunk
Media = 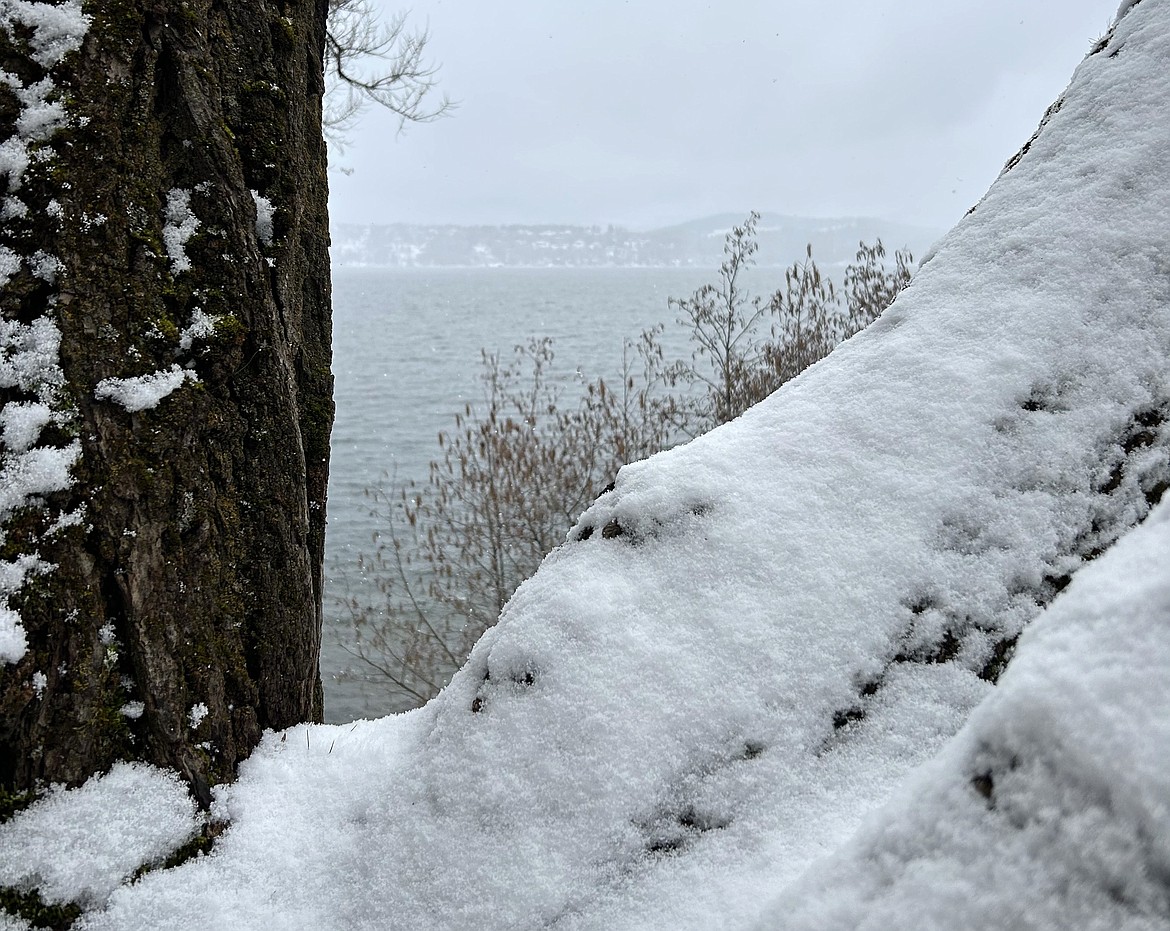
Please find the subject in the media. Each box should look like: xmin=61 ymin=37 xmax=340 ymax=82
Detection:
xmin=0 ymin=0 xmax=332 ymax=805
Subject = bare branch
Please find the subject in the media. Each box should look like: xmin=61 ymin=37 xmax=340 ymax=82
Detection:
xmin=324 ymin=0 xmax=456 ymax=147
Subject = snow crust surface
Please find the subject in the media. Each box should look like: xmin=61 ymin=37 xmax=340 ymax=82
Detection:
xmin=162 ymin=188 xmax=199 ymax=275
xmin=0 ymin=0 xmax=88 ymax=664
xmin=178 ymin=308 xmax=219 ymax=352
xmin=251 ymin=190 xmax=275 ymax=246
xmin=0 ymin=763 xmax=199 ymax=909
xmin=758 ymin=496 xmax=1170 ymax=930
xmin=94 ymin=365 xmax=199 ymax=413
xmin=0 ymin=378 xmax=78 ymax=660
xmin=5 ymin=1 xmax=1170 ymax=928
xmin=0 ymin=1 xmax=88 ymax=68
xmin=0 ymin=0 xmax=85 ymax=196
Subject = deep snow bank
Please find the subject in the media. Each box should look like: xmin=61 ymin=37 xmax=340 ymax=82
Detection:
xmin=3 ymin=0 xmax=1170 ymax=928
xmin=758 ymin=495 xmax=1170 ymax=931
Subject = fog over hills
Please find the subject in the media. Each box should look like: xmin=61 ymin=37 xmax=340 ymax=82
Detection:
xmin=329 ymin=213 xmax=944 ymax=268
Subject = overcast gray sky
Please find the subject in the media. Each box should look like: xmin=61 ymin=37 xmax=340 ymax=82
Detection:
xmin=327 ymin=0 xmax=1115 ymax=232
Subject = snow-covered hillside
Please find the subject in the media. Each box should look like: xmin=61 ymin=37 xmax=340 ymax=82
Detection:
xmin=2 ymin=1 xmax=1169 ymax=928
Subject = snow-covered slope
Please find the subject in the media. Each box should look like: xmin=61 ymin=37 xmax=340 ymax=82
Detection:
xmin=3 ymin=1 xmax=1169 ymax=928
xmin=758 ymin=497 xmax=1170 ymax=931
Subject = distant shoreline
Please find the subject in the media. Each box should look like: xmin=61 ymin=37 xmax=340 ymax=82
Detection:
xmin=329 ymin=261 xmax=857 ymax=270
xmin=329 ymin=213 xmax=943 ymax=272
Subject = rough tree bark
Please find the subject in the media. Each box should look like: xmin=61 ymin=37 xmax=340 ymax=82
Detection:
xmin=0 ymin=0 xmax=332 ymax=804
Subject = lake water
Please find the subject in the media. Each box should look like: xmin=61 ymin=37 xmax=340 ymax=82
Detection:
xmin=323 ymin=266 xmax=717 ymax=721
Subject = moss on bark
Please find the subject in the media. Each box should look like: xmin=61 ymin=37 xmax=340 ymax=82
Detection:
xmin=0 ymin=0 xmax=333 ymax=802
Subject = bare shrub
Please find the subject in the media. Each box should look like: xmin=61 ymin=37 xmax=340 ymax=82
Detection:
xmin=337 ymin=218 xmax=915 ymax=711
xmin=338 ymin=338 xmax=672 ymax=708
xmin=653 ymin=214 xmax=916 ymax=433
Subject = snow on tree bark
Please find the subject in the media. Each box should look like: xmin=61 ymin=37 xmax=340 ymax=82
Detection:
xmin=0 ymin=0 xmax=333 ymax=804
